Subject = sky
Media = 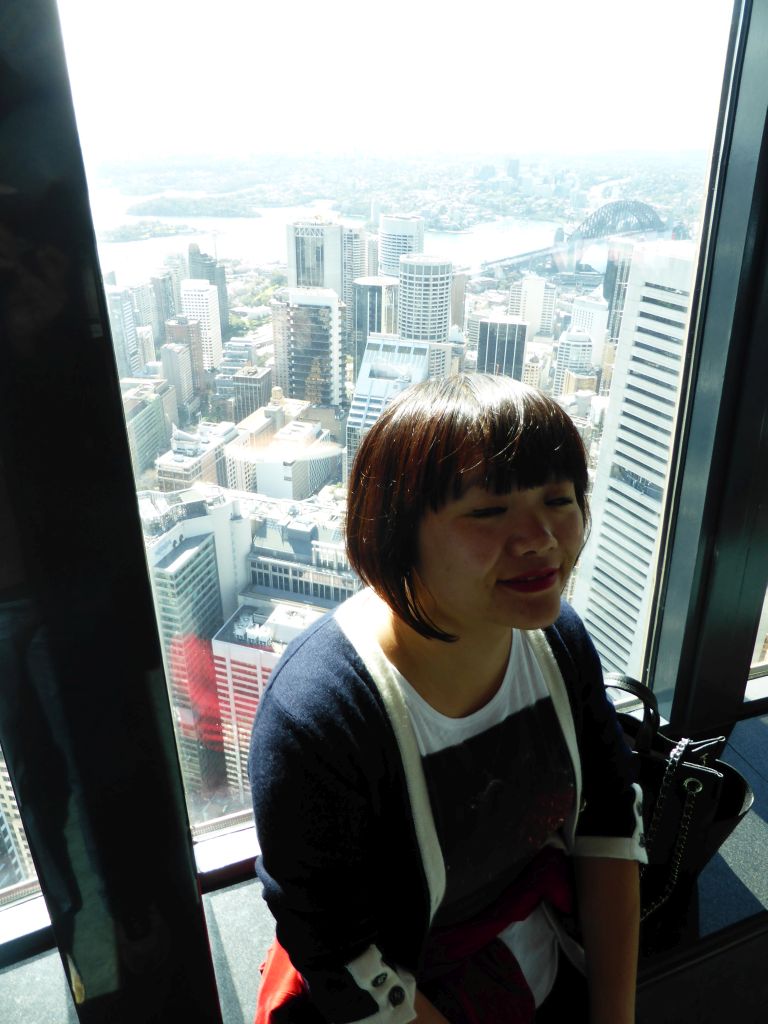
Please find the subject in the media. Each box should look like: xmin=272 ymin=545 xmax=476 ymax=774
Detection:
xmin=55 ymin=0 xmax=736 ymax=165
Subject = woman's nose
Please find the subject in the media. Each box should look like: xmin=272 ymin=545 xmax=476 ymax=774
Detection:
xmin=505 ymin=515 xmax=556 ymax=555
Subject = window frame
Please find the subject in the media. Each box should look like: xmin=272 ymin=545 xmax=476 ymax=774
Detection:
xmin=1 ymin=0 xmax=767 ymax=1004
xmin=646 ymin=0 xmax=768 ymax=735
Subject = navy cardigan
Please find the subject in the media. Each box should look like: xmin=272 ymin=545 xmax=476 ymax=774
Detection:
xmin=249 ymin=595 xmax=644 ymax=1023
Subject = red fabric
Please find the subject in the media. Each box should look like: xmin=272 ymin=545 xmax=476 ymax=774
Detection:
xmin=425 ymin=846 xmax=573 ymax=968
xmin=256 ymin=940 xmax=310 ymax=1024
xmin=255 ymin=848 xmax=573 ymax=1024
xmin=421 ymin=848 xmax=573 ymax=1023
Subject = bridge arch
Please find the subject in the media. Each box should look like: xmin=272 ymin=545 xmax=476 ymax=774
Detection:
xmin=570 ymin=200 xmax=665 ymax=241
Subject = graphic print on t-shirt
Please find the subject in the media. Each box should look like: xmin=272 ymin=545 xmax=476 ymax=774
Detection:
xmin=425 ymin=696 xmax=574 ymax=928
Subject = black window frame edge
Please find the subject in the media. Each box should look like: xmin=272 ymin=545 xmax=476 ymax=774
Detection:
xmin=0 ymin=3 xmax=224 ymax=1016
xmin=646 ymin=0 xmax=768 ymax=736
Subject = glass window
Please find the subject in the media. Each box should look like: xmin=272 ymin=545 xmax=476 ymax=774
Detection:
xmin=51 ymin=0 xmax=734 ymax=844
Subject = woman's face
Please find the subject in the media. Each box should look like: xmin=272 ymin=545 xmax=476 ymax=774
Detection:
xmin=412 ymin=478 xmax=584 ymax=640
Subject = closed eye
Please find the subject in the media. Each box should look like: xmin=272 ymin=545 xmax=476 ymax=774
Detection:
xmin=546 ymin=496 xmax=575 ymax=507
xmin=468 ymin=506 xmax=506 ymax=518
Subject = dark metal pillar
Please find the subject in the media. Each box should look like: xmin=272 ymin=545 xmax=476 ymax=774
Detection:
xmin=0 ymin=3 xmax=223 ymax=1019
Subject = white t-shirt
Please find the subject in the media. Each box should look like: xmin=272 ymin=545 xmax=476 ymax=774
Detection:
xmin=395 ymin=630 xmax=574 ymax=1006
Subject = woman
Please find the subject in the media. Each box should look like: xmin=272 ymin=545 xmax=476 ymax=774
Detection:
xmin=249 ymin=374 xmax=645 ymax=1024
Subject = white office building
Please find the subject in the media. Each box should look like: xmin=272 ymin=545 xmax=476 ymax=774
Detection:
xmin=571 ymin=241 xmax=695 ymax=675
xmin=571 ymin=292 xmax=610 ymax=365
xmin=398 ymin=255 xmax=453 ymax=344
xmin=378 ymin=214 xmax=425 ymax=276
xmin=552 ymin=329 xmax=594 ymax=398
xmin=286 ymin=221 xmax=344 ymax=295
xmin=345 ymin=334 xmax=433 ymax=473
xmin=508 ymin=274 xmax=557 ymax=337
xmin=181 ymin=280 xmax=223 ymax=371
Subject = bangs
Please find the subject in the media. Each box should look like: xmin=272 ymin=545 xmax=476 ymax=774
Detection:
xmin=408 ymin=378 xmax=588 ymax=509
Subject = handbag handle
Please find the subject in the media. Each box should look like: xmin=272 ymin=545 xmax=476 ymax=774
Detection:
xmin=603 ymin=672 xmax=660 ymax=754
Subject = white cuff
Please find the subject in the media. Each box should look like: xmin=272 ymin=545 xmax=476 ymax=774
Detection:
xmin=342 ymin=944 xmax=417 ymax=1023
xmin=573 ymin=784 xmax=648 ymax=864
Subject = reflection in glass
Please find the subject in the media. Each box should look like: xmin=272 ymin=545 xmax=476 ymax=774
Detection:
xmin=55 ymin=0 xmax=734 ymax=829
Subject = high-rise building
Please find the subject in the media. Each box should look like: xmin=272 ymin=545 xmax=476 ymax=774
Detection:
xmin=522 ymin=354 xmax=542 ymax=388
xmin=136 ymin=325 xmax=156 ymax=368
xmin=212 ymin=603 xmax=325 ymax=803
xmin=366 ymin=236 xmax=379 ymax=279
xmin=451 ymin=272 xmax=469 ymax=331
xmin=345 ymin=334 xmax=432 ymax=472
xmin=160 ymin=342 xmax=195 ymax=422
xmin=214 ymin=338 xmax=263 ymax=406
xmin=571 ymin=241 xmax=694 ymax=675
xmin=142 ymin=487 xmax=255 ymax=803
xmin=475 ymin=315 xmax=527 ymax=379
xmin=121 ymin=377 xmax=177 ymax=474
xmin=552 ymin=329 xmax=594 ymax=397
xmin=106 ymin=287 xmax=142 ymax=378
xmin=188 ymin=243 xmax=229 ymax=341
xmin=165 ymin=316 xmax=205 ymax=392
xmin=231 ymin=365 xmax=273 ymax=422
xmin=351 ymin=276 xmax=399 ymax=377
xmin=163 ymin=253 xmax=188 ymax=312
xmin=129 ymin=282 xmax=160 ymax=344
xmin=272 ymin=288 xmax=344 ymax=408
xmin=341 ymin=227 xmax=366 ymax=340
xmin=572 ymin=292 xmax=609 ymax=365
xmin=181 ymin=280 xmax=223 ymax=371
xmin=150 ymin=270 xmax=177 ymax=344
xmin=286 ymin=221 xmax=343 ymax=294
xmin=397 ymin=255 xmax=453 ymax=344
xmin=151 ymin=532 xmax=225 ymax=798
xmin=508 ymin=274 xmax=557 ymax=337
xmin=604 ymin=239 xmax=635 ymax=344
xmin=378 ymin=214 xmax=425 ymax=276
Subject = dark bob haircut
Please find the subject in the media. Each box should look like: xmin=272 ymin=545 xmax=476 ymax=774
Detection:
xmin=345 ymin=373 xmax=589 ymax=641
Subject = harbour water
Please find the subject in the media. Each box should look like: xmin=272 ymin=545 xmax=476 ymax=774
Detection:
xmin=88 ymin=189 xmax=562 ymax=286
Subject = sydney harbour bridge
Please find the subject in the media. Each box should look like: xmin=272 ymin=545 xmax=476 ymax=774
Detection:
xmin=482 ymin=200 xmax=668 ymax=276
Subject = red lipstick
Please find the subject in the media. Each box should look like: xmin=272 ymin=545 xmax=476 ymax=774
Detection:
xmin=498 ymin=569 xmax=559 ymax=593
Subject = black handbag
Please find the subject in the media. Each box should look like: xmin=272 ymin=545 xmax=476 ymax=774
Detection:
xmin=604 ymin=673 xmax=754 ymax=956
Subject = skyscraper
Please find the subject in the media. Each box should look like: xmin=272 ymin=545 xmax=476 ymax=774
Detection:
xmin=552 ymin=329 xmax=594 ymax=397
xmin=272 ymin=288 xmax=344 ymax=407
xmin=397 ymin=255 xmax=452 ymax=344
xmin=378 ymin=214 xmax=425 ymax=276
xmin=181 ymin=281 xmax=223 ymax=371
xmin=160 ymin=342 xmax=195 ymax=422
xmin=451 ymin=272 xmax=469 ymax=331
xmin=233 ymin=365 xmax=274 ymax=422
xmin=571 ymin=241 xmax=694 ymax=675
xmin=508 ymin=274 xmax=557 ymax=337
xmin=341 ymin=227 xmax=366 ymax=340
xmin=604 ymin=239 xmax=635 ymax=344
xmin=212 ymin=604 xmax=324 ymax=803
xmin=150 ymin=270 xmax=177 ymax=345
xmin=571 ymin=292 xmax=609 ymax=365
xmin=345 ymin=334 xmax=432 ymax=472
xmin=286 ymin=221 xmax=343 ymax=293
xmin=475 ymin=315 xmax=527 ymax=379
xmin=166 ymin=316 xmax=205 ymax=392
xmin=351 ymin=276 xmax=399 ymax=377
xmin=144 ymin=488 xmax=254 ymax=803
xmin=188 ymin=243 xmax=229 ymax=341
xmin=106 ymin=287 xmax=142 ymax=378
